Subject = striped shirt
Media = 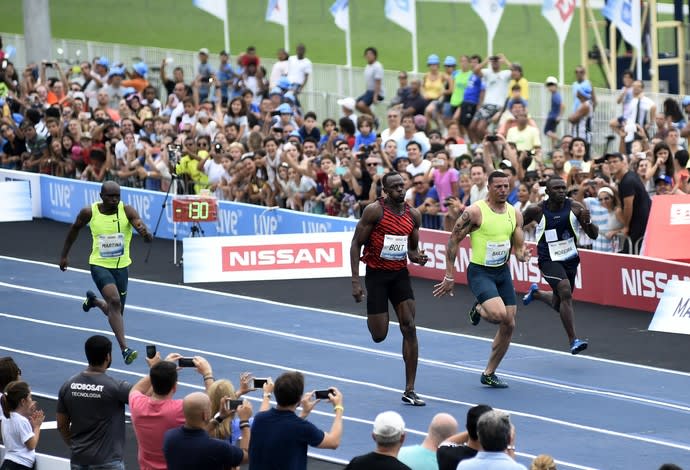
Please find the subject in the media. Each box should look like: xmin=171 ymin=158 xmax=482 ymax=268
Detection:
xmin=361 ymin=199 xmax=415 ymax=271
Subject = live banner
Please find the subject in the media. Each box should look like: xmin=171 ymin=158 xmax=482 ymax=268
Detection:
xmin=409 ymin=229 xmax=690 ymax=313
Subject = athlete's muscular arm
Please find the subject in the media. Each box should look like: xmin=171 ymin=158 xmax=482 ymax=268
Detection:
xmin=521 ymin=204 xmax=541 ymax=227
xmin=124 ymin=205 xmax=154 ymax=242
xmin=511 ymin=209 xmax=531 ymax=262
xmin=432 ymin=206 xmax=479 ymax=297
xmin=571 ymin=200 xmax=599 ymax=240
xmin=59 ymin=207 xmax=92 ymax=271
xmin=407 ymin=207 xmax=429 ymax=265
xmin=350 ymin=203 xmax=382 ymax=302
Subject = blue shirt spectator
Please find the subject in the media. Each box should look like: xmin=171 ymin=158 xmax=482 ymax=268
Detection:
xmin=548 ymin=91 xmax=562 ymax=120
xmin=463 ymin=73 xmax=484 ymax=105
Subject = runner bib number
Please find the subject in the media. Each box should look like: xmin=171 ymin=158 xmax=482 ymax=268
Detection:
xmin=485 ymin=240 xmax=511 ymax=266
xmin=98 ymin=233 xmax=125 ymax=258
xmin=548 ymin=238 xmax=578 ymax=261
xmin=380 ymin=234 xmax=408 ymax=261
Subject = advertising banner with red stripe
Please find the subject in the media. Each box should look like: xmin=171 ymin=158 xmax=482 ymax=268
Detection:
xmin=183 ymin=232 xmax=364 ymax=283
xmin=409 ymin=229 xmax=690 ymax=313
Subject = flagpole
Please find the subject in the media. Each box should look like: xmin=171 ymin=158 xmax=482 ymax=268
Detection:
xmin=223 ymin=15 xmax=230 ymax=55
xmin=345 ymin=17 xmax=352 ymax=68
xmin=411 ymin=0 xmax=418 ymax=73
xmin=283 ymin=0 xmax=290 ymax=52
xmin=487 ymin=31 xmax=492 ymax=58
xmin=558 ymin=39 xmax=564 ymax=85
xmin=346 ymin=19 xmax=353 ymax=95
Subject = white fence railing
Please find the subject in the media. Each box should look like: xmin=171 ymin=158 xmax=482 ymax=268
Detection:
xmin=2 ymin=32 xmax=682 ymax=153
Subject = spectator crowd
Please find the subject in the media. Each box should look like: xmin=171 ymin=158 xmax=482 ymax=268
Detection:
xmin=2 ymin=40 xmax=690 ymax=251
xmin=1 ymin=349 xmax=685 ymax=470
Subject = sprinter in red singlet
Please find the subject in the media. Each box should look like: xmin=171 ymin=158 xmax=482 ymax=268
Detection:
xmin=350 ymin=171 xmax=429 ymax=406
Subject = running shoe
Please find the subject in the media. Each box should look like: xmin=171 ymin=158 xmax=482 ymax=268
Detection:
xmin=82 ymin=290 xmax=97 ymax=312
xmin=401 ymin=390 xmax=426 ymax=406
xmin=122 ymin=348 xmax=138 ymax=365
xmin=480 ymin=373 xmax=509 ymax=388
xmin=468 ymin=301 xmax=481 ymax=326
xmin=522 ymin=283 xmax=539 ymax=305
xmin=570 ymin=338 xmax=588 ymax=355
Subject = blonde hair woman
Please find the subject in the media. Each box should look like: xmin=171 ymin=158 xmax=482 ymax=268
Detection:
xmin=207 ymin=374 xmax=273 ymax=444
xmin=531 ymin=454 xmax=557 ymax=470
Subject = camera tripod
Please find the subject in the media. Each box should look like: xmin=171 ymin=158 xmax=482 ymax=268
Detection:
xmin=144 ymin=174 xmax=178 ymax=264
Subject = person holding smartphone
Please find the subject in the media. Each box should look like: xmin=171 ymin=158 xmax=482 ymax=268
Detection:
xmin=129 ymin=352 xmax=221 ymax=470
xmin=248 ymin=371 xmax=343 ymax=469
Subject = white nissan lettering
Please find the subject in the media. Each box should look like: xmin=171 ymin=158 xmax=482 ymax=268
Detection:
xmin=229 ymin=247 xmax=337 ymax=266
xmin=621 ymin=268 xmax=690 ymax=299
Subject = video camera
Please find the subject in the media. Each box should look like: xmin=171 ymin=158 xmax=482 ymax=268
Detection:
xmin=167 ymin=143 xmax=183 ymax=167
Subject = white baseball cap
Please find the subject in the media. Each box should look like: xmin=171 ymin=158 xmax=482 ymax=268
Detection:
xmin=337 ymin=97 xmax=356 ymax=111
xmin=373 ymin=411 xmax=405 ymax=442
xmin=545 ymin=76 xmax=558 ymax=86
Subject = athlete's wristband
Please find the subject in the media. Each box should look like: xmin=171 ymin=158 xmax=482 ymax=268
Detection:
xmin=444 ymin=276 xmax=454 ymax=282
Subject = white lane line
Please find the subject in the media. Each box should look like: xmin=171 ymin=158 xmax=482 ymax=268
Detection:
xmin=2 ymin=317 xmax=690 ymax=456
xmin=3 ymin=348 xmax=589 ymax=469
xmin=2 ymin=255 xmax=689 ymax=377
xmin=2 ymin=283 xmax=690 ymax=413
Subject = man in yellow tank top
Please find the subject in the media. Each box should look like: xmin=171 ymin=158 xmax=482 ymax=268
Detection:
xmin=59 ymin=181 xmax=153 ymax=365
xmin=433 ymin=171 xmax=530 ymax=388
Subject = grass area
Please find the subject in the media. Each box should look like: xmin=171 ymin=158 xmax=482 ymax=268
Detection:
xmin=0 ymin=0 xmax=681 ymax=88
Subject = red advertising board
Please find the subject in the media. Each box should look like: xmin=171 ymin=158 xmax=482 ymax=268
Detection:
xmin=642 ymin=195 xmax=690 ymax=264
xmin=409 ymin=228 xmax=690 ymax=313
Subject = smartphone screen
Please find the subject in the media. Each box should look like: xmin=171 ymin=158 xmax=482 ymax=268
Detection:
xmin=313 ymin=389 xmax=331 ymax=400
xmin=146 ymin=345 xmax=156 ymax=359
xmin=178 ymin=358 xmax=195 ymax=367
xmin=225 ymin=399 xmax=244 ymax=411
xmin=253 ymin=378 xmax=268 ymax=389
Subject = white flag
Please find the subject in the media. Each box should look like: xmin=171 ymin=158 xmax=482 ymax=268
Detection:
xmin=192 ymin=0 xmax=226 ymax=21
xmin=384 ymin=0 xmax=416 ymax=34
xmin=266 ymin=0 xmax=288 ymax=27
xmin=542 ymin=0 xmax=576 ymax=44
xmin=330 ymin=0 xmax=349 ymax=32
xmin=602 ymin=0 xmax=641 ymax=51
xmin=471 ymin=0 xmax=505 ymax=42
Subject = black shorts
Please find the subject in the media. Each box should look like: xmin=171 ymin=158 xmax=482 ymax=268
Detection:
xmin=459 ymin=102 xmax=477 ymax=127
xmin=467 ymin=262 xmax=516 ymax=306
xmin=539 ymin=259 xmax=578 ymax=292
xmin=365 ymin=267 xmax=414 ymax=314
xmin=544 ymin=118 xmax=559 ymax=134
xmin=90 ymin=265 xmax=129 ymax=307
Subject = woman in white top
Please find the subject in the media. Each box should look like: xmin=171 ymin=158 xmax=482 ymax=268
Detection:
xmin=589 ymin=186 xmax=624 ymax=253
xmin=0 ymin=381 xmax=44 ymax=470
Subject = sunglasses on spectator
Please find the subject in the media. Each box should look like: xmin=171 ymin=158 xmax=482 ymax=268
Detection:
xmin=366 ymin=162 xmax=379 ymax=167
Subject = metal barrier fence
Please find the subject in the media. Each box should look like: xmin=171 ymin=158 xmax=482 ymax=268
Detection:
xmin=1 ymin=32 xmax=681 ymax=153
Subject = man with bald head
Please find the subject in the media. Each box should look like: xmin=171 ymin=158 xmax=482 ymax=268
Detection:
xmin=60 ymin=181 xmax=153 ymax=365
xmin=163 ymin=391 xmax=253 ymax=469
xmin=398 ymin=413 xmax=458 ymax=469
